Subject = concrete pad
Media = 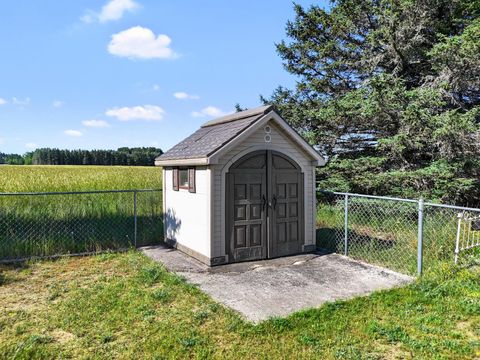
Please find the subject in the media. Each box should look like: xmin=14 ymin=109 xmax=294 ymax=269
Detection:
xmin=141 ymin=245 xmax=413 ymax=322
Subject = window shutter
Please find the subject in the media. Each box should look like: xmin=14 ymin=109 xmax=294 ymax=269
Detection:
xmin=188 ymin=168 xmax=196 ymax=193
xmin=173 ymin=168 xmax=179 ymax=191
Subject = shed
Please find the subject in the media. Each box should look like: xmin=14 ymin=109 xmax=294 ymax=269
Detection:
xmin=155 ymin=105 xmax=325 ymax=265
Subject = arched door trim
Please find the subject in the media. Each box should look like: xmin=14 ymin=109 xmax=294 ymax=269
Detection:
xmin=219 ymin=145 xmax=308 ymax=260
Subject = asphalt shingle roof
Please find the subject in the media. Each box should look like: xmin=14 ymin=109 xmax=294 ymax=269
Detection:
xmin=156 ymin=105 xmax=273 ymax=161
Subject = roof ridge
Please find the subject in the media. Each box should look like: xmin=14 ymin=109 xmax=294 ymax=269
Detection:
xmin=201 ymin=104 xmax=273 ymax=128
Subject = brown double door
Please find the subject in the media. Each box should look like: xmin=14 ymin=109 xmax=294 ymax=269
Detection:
xmin=226 ymin=151 xmax=304 ymax=263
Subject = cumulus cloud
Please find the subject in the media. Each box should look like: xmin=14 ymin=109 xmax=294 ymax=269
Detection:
xmin=81 ymin=0 xmax=138 ymax=23
xmin=25 ymin=142 xmax=37 ymax=150
xmin=82 ymin=119 xmax=111 ymax=128
xmin=64 ymin=129 xmax=83 ymax=137
xmin=0 ymin=98 xmax=6 ymax=105
xmin=53 ymin=100 xmax=64 ymax=108
xmin=105 ymin=105 xmax=165 ymax=121
xmin=108 ymin=26 xmax=177 ymax=60
xmin=191 ymin=106 xmax=229 ymax=118
xmin=173 ymin=92 xmax=199 ymax=100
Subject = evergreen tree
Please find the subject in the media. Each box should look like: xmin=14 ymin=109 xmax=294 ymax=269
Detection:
xmin=264 ymin=0 xmax=480 ymax=205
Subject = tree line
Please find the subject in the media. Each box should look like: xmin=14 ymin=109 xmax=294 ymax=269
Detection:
xmin=0 ymin=147 xmax=163 ymax=166
xmin=264 ymin=0 xmax=480 ymax=206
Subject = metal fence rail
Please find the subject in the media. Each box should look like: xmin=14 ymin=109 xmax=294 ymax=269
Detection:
xmin=317 ymin=191 xmax=480 ymax=276
xmin=0 ymin=189 xmax=163 ymax=262
xmin=455 ymin=212 xmax=480 ymax=264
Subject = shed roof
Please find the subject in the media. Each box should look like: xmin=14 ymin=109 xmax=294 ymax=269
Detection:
xmin=156 ymin=106 xmax=272 ymax=162
xmin=155 ymin=105 xmax=325 ymax=166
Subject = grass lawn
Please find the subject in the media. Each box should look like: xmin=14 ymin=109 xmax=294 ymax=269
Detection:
xmin=0 ymin=252 xmax=478 ymax=359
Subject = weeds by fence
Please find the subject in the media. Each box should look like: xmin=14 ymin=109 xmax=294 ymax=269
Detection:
xmin=317 ymin=191 xmax=480 ymax=276
xmin=0 ymin=189 xmax=163 ymax=261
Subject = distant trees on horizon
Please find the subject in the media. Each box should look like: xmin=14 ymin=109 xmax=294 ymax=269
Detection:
xmin=0 ymin=147 xmax=163 ymax=166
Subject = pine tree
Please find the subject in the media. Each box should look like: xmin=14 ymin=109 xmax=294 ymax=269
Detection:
xmin=264 ymin=0 xmax=480 ymax=205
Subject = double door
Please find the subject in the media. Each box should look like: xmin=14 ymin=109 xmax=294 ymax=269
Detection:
xmin=226 ymin=151 xmax=304 ymax=262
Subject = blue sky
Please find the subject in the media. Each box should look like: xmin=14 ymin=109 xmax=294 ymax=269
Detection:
xmin=0 ymin=0 xmax=328 ymax=154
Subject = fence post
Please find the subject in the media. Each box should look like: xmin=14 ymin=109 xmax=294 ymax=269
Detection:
xmin=133 ymin=191 xmax=138 ymax=248
xmin=344 ymin=194 xmax=349 ymax=256
xmin=417 ymin=198 xmax=424 ymax=276
xmin=454 ymin=212 xmax=463 ymax=264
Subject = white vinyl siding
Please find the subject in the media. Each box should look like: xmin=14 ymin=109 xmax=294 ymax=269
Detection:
xmin=164 ymin=166 xmax=211 ymax=258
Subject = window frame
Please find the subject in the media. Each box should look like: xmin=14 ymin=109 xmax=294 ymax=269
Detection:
xmin=172 ymin=167 xmax=196 ymax=193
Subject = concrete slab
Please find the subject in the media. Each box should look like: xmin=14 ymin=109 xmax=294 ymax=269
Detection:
xmin=141 ymin=245 xmax=413 ymax=322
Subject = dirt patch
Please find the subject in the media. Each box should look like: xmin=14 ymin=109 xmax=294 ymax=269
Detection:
xmin=50 ymin=329 xmax=77 ymax=344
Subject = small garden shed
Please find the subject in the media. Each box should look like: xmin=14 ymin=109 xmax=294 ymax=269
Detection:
xmin=155 ymin=105 xmax=325 ymax=265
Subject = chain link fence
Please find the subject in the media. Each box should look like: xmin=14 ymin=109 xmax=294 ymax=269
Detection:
xmin=0 ymin=189 xmax=163 ymax=262
xmin=317 ymin=191 xmax=480 ymax=276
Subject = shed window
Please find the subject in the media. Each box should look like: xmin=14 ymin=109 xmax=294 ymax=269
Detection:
xmin=179 ymin=169 xmax=189 ymax=189
xmin=173 ymin=168 xmax=196 ymax=193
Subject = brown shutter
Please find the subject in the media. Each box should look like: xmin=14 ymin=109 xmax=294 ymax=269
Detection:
xmin=188 ymin=168 xmax=196 ymax=193
xmin=173 ymin=168 xmax=179 ymax=191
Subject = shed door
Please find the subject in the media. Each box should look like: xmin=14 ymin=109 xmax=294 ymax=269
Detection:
xmin=226 ymin=151 xmax=304 ymax=263
xmin=226 ymin=152 xmax=267 ymax=262
xmin=270 ymin=153 xmax=304 ymax=258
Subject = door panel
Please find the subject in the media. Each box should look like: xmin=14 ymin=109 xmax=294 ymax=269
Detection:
xmin=270 ymin=152 xmax=304 ymax=258
xmin=226 ymin=151 xmax=304 ymax=263
xmin=227 ymin=154 xmax=267 ymax=262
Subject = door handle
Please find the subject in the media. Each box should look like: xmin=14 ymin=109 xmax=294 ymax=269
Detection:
xmin=272 ymin=195 xmax=277 ymax=210
xmin=262 ymin=195 xmax=267 ymax=211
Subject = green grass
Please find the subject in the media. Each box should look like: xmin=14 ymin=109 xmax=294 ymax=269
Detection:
xmin=0 ymin=251 xmax=478 ymax=359
xmin=0 ymin=166 xmax=163 ymax=260
xmin=0 ymin=165 xmax=162 ymax=192
xmin=316 ymin=196 xmax=480 ymax=276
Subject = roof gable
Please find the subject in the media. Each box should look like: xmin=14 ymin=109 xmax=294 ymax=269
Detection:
xmin=155 ymin=105 xmax=325 ymax=166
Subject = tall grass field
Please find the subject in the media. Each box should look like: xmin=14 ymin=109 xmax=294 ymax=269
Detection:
xmin=0 ymin=165 xmax=162 ymax=192
xmin=0 ymin=166 xmax=163 ymax=261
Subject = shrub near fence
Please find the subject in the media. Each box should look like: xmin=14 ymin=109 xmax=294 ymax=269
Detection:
xmin=317 ymin=191 xmax=480 ymax=276
xmin=0 ymin=189 xmax=163 ymax=261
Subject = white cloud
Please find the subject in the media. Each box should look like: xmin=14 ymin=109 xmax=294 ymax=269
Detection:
xmin=99 ymin=0 xmax=138 ymax=22
xmin=25 ymin=142 xmax=37 ymax=150
xmin=108 ymin=26 xmax=177 ymax=60
xmin=191 ymin=106 xmax=229 ymax=118
xmin=12 ymin=97 xmax=30 ymax=106
xmin=0 ymin=98 xmax=7 ymax=105
xmin=173 ymin=92 xmax=200 ymax=100
xmin=82 ymin=119 xmax=111 ymax=128
xmin=0 ymin=137 xmax=4 ymax=144
xmin=64 ymin=129 xmax=83 ymax=137
xmin=153 ymin=84 xmax=160 ymax=91
xmin=53 ymin=100 xmax=64 ymax=108
xmin=81 ymin=0 xmax=138 ymax=23
xmin=106 ymin=105 xmax=165 ymax=121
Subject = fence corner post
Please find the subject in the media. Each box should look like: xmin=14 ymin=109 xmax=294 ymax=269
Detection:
xmin=133 ymin=191 xmax=138 ymax=248
xmin=344 ymin=194 xmax=349 ymax=256
xmin=417 ymin=198 xmax=424 ymax=276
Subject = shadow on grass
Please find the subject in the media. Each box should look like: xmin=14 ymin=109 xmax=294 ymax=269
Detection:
xmin=316 ymin=227 xmax=396 ymax=253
